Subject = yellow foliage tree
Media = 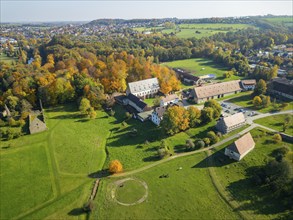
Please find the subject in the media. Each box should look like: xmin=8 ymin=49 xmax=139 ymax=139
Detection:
xmin=109 ymin=160 xmax=123 ymax=173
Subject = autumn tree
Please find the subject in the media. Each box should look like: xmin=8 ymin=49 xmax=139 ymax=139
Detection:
xmin=187 ymin=106 xmax=201 ymax=127
xmin=109 ymin=160 xmax=123 ymax=173
xmin=162 ymin=106 xmax=190 ymax=135
xmin=79 ymin=98 xmax=91 ymax=116
xmin=253 ymin=96 xmax=262 ymax=109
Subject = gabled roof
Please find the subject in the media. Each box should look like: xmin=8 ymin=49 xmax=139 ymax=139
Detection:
xmin=128 ymin=78 xmax=160 ymax=94
xmin=227 ymin=132 xmax=255 ymax=155
xmin=193 ymin=80 xmax=242 ymax=99
xmin=127 ymin=94 xmax=147 ymax=109
xmin=241 ymin=79 xmax=256 ymax=85
xmin=153 ymin=106 xmax=167 ymax=117
xmin=161 ymin=94 xmax=179 ymax=103
xmin=221 ymin=112 xmax=245 ymax=128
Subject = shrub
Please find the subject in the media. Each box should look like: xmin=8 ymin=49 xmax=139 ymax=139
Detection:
xmin=195 ymin=140 xmax=205 ymax=148
xmin=207 ymin=131 xmax=219 ymax=144
xmin=203 ymin=138 xmax=210 ymax=146
xmin=157 ymin=148 xmax=169 ymax=159
xmin=273 ymin=133 xmax=282 ymax=143
xmin=109 ymin=160 xmax=123 ymax=173
xmin=185 ymin=139 xmax=195 ymax=151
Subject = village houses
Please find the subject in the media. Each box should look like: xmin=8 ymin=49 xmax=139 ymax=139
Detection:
xmin=224 ymin=132 xmax=255 ymax=161
xmin=126 ymin=77 xmax=160 ymax=98
xmin=216 ymin=112 xmax=246 ymax=134
xmin=160 ymin=94 xmax=179 ymax=107
xmin=151 ymin=106 xmax=167 ymax=126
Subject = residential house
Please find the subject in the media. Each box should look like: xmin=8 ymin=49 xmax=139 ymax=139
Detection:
xmin=268 ymin=78 xmax=293 ymax=100
xmin=216 ymin=112 xmax=246 ymax=134
xmin=160 ymin=94 xmax=179 ymax=107
xmin=124 ymin=93 xmax=148 ymax=113
xmin=224 ymin=132 xmax=255 ymax=161
xmin=190 ymin=80 xmax=242 ymax=104
xmin=173 ymin=68 xmax=201 ymax=85
xmin=126 ymin=78 xmax=160 ymax=98
xmin=151 ymin=106 xmax=167 ymax=126
xmin=241 ymin=79 xmax=256 ymax=91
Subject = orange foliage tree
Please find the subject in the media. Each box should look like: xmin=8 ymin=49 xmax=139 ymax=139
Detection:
xmin=109 ymin=160 xmax=123 ymax=173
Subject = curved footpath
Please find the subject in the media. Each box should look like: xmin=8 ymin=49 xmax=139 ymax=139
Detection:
xmin=111 ymin=110 xmax=293 ymax=178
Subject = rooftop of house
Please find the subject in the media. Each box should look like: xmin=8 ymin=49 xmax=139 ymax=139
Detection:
xmin=127 ymin=93 xmax=147 ymax=110
xmin=153 ymin=106 xmax=167 ymax=117
xmin=220 ymin=112 xmax=245 ymax=128
xmin=227 ymin=132 xmax=255 ymax=155
xmin=193 ymin=80 xmax=242 ymax=99
xmin=241 ymin=79 xmax=256 ymax=85
xmin=128 ymin=77 xmax=160 ymax=94
xmin=161 ymin=94 xmax=179 ymax=103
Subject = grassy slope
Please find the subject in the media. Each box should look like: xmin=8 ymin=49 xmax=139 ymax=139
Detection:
xmin=0 ymin=104 xmax=115 ymax=219
xmin=164 ymin=58 xmax=243 ymax=81
xmin=0 ymin=53 xmax=18 ymax=64
xmin=94 ymin=153 xmax=239 ymax=220
xmin=255 ymin=114 xmax=293 ymax=135
xmin=210 ymin=128 xmax=293 ymax=219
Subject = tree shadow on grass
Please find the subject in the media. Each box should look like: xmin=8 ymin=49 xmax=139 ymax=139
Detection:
xmin=68 ymin=208 xmax=84 ymax=216
xmin=192 ymin=148 xmax=235 ymax=168
xmin=173 ymin=144 xmax=186 ymax=153
xmin=143 ymin=155 xmax=160 ymax=162
xmin=88 ymin=169 xmax=111 ymax=178
xmin=227 ymin=168 xmax=288 ymax=215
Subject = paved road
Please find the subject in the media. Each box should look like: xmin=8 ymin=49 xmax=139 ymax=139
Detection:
xmin=111 ymin=110 xmax=293 ymax=178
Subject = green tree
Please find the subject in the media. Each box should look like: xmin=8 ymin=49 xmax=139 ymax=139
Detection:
xmin=187 ymin=106 xmax=201 ymax=128
xmin=204 ymin=100 xmax=222 ymax=119
xmin=201 ymin=107 xmax=214 ymax=124
xmin=254 ymin=79 xmax=267 ymax=95
xmin=186 ymin=139 xmax=195 ymax=151
xmin=273 ymin=134 xmax=282 ymax=143
xmin=206 ymin=131 xmax=219 ymax=144
xmin=79 ymin=98 xmax=91 ymax=115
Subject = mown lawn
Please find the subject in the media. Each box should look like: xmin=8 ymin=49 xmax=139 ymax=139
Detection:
xmin=255 ymin=114 xmax=293 ymax=135
xmin=0 ymin=53 xmax=18 ymax=64
xmin=94 ymin=153 xmax=239 ymax=220
xmin=164 ymin=58 xmax=244 ymax=81
xmin=210 ymin=128 xmax=293 ymax=219
xmin=0 ymin=103 xmax=116 ymax=219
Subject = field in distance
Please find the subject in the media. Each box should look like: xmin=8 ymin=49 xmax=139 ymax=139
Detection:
xmin=134 ymin=23 xmax=256 ymax=38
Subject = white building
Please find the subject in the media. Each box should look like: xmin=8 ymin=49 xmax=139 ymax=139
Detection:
xmin=126 ymin=78 xmax=160 ymax=98
xmin=216 ymin=112 xmax=246 ymax=134
xmin=225 ymin=132 xmax=255 ymax=161
xmin=241 ymin=79 xmax=256 ymax=91
xmin=151 ymin=106 xmax=167 ymax=126
xmin=160 ymin=94 xmax=179 ymax=107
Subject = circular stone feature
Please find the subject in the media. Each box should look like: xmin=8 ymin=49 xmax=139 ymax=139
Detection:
xmin=112 ymin=178 xmax=148 ymax=206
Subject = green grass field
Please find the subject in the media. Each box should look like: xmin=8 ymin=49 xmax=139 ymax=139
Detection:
xmin=264 ymin=16 xmax=293 ymax=27
xmin=164 ymin=58 xmax=243 ymax=81
xmin=210 ymin=128 xmax=293 ymax=219
xmin=0 ymin=104 xmax=115 ymax=219
xmin=134 ymin=23 xmax=255 ymax=39
xmin=94 ymin=153 xmax=239 ymax=220
xmin=227 ymin=93 xmax=293 ymax=113
xmin=94 ymin=127 xmax=292 ymax=220
xmin=0 ymin=53 xmax=18 ymax=64
xmin=255 ymin=114 xmax=293 ymax=135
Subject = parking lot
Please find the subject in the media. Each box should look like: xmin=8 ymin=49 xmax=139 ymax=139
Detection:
xmin=220 ymin=101 xmax=258 ymax=118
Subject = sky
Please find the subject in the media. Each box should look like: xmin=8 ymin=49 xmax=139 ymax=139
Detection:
xmin=1 ymin=0 xmax=292 ymax=23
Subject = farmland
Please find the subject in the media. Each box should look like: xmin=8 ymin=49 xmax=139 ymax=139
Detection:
xmin=134 ymin=23 xmax=256 ymax=39
xmin=164 ymin=58 xmax=244 ymax=81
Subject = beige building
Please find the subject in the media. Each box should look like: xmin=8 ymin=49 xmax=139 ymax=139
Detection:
xmin=216 ymin=112 xmax=245 ymax=134
xmin=190 ymin=80 xmax=242 ymax=104
xmin=126 ymin=77 xmax=160 ymax=98
xmin=224 ymin=132 xmax=255 ymax=161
